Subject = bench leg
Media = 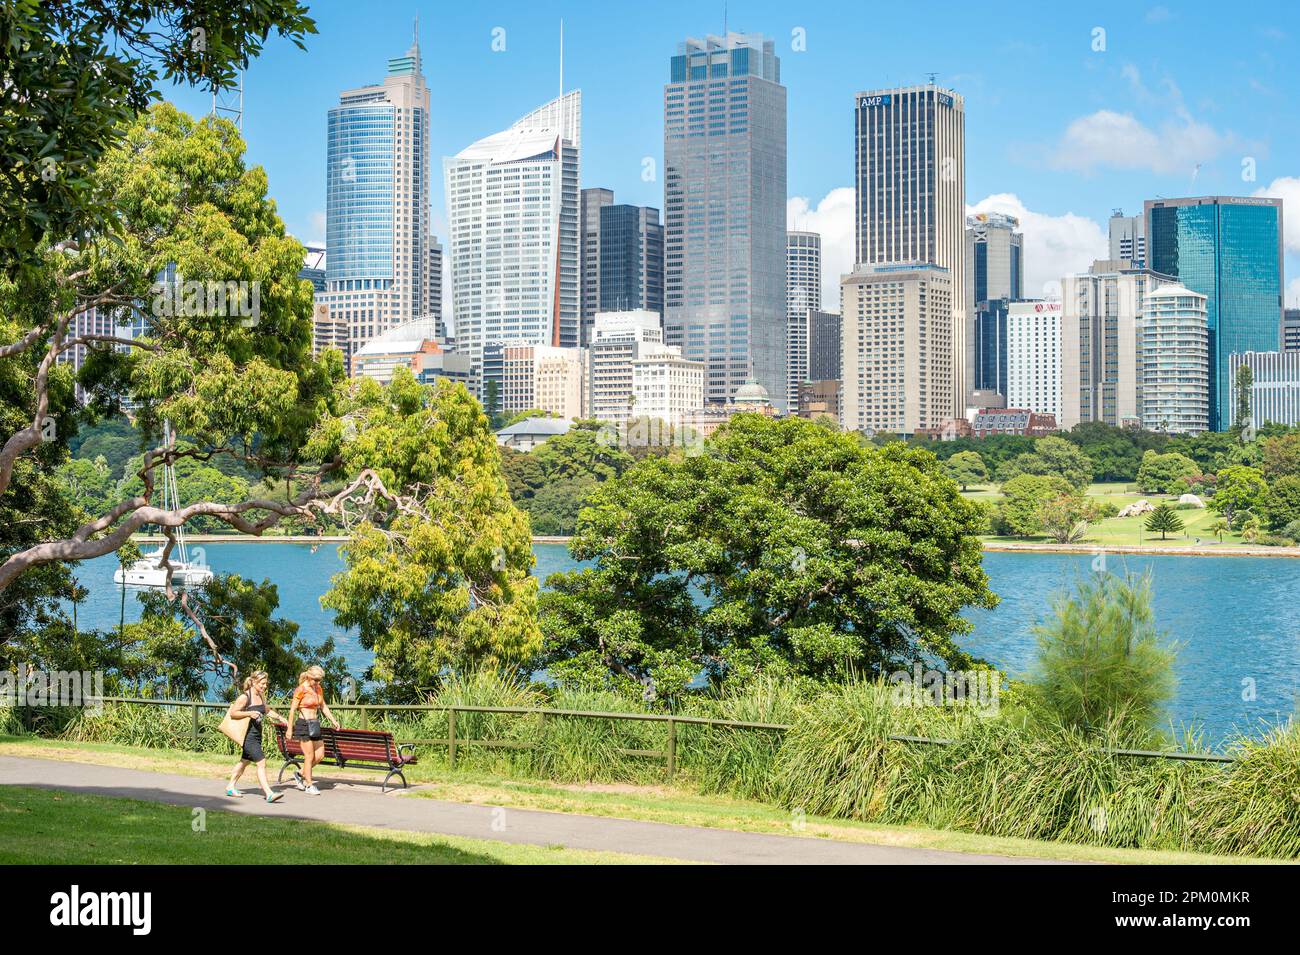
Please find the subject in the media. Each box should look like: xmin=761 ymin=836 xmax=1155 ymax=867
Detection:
xmin=382 ymin=769 xmax=407 ymax=794
xmin=277 ymin=759 xmax=301 ymax=785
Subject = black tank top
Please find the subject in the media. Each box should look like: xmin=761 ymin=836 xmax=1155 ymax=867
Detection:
xmin=244 ymin=691 xmax=266 ymax=723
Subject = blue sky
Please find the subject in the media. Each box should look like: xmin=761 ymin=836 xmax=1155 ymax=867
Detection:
xmin=162 ymin=0 xmax=1300 ymax=308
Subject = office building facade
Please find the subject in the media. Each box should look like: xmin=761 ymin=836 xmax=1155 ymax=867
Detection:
xmin=1229 ymin=351 xmax=1300 ymax=429
xmin=445 ymin=91 xmax=582 ymax=396
xmin=1283 ymin=308 xmax=1300 ymax=353
xmin=1108 ymin=210 xmax=1146 ymax=267
xmin=855 ymin=84 xmax=966 ymax=413
xmin=1145 ymin=196 xmax=1283 ymax=430
xmin=588 ymin=309 xmax=664 ymax=423
xmin=630 ymin=346 xmax=706 ymax=424
xmin=599 ymin=204 xmax=664 ymax=316
xmin=499 ymin=344 xmax=585 ymax=420
xmin=664 ymin=33 xmax=787 ymax=411
xmin=580 ymin=187 xmax=614 ymax=343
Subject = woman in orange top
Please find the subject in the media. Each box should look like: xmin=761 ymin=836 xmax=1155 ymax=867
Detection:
xmin=285 ymin=665 xmax=340 ymax=795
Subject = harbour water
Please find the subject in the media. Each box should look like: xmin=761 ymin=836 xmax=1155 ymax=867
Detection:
xmin=64 ymin=542 xmax=1300 ymax=744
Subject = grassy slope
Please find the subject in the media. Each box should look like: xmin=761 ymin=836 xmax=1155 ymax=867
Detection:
xmin=0 ymin=736 xmax=1279 ymax=866
xmin=0 ymin=783 xmax=672 ymax=865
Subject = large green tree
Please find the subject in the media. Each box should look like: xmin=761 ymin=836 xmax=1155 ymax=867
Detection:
xmin=0 ymin=105 xmax=537 ymax=691
xmin=1135 ymin=449 xmax=1199 ymax=495
xmin=0 ymin=0 xmax=315 ymax=272
xmin=536 ymin=414 xmax=996 ymax=699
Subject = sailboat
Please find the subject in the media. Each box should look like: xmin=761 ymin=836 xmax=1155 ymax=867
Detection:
xmin=114 ymin=423 xmax=215 ymax=589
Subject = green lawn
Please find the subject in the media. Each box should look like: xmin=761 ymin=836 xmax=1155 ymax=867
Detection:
xmin=966 ymin=482 xmax=1253 ymax=548
xmin=0 ymin=736 xmax=1274 ymax=866
xmin=0 ymin=784 xmax=673 ymax=865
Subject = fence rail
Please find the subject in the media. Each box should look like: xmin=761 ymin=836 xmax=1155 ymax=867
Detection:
xmin=71 ymin=695 xmax=1237 ymax=776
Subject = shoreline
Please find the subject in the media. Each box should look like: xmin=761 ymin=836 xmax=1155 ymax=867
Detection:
xmin=133 ymin=534 xmax=1300 ymax=558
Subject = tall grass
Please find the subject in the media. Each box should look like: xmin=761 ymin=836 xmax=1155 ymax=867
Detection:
xmin=13 ymin=671 xmax=1299 ymax=859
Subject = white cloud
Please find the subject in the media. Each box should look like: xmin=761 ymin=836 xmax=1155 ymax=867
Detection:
xmin=1050 ymin=109 xmax=1233 ymax=176
xmin=787 ymin=187 xmax=855 ymax=311
xmin=1253 ymin=176 xmax=1300 ymax=253
xmin=967 ymin=193 xmax=1107 ymax=297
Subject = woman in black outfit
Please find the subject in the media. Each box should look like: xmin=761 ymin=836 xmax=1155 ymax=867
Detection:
xmin=225 ymin=671 xmax=287 ymax=803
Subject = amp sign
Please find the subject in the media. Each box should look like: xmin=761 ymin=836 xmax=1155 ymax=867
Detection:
xmin=858 ymin=94 xmax=891 ymax=107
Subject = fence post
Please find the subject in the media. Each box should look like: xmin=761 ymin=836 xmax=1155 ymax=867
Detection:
xmin=359 ymin=706 xmax=368 ymax=731
xmin=191 ymin=702 xmax=200 ymax=749
xmin=666 ymin=717 xmax=676 ymax=781
xmin=448 ymin=707 xmax=457 ymax=770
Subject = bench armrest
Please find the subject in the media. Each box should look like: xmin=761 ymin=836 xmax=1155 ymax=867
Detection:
xmin=398 ymin=743 xmax=416 ymax=760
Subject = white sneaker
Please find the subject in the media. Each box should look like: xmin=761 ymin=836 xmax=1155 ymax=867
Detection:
xmin=304 ymin=784 xmax=321 ymax=796
xmin=292 ymin=770 xmax=306 ymax=791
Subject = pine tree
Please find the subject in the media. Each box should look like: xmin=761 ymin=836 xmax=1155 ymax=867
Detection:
xmin=1144 ymin=503 xmax=1185 ymax=541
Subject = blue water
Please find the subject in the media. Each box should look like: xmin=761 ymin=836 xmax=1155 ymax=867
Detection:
xmin=64 ymin=543 xmax=1300 ymax=743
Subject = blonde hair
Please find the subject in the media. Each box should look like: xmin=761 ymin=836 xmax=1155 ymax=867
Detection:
xmin=298 ymin=665 xmax=325 ymax=685
xmin=242 ymin=670 xmax=268 ymax=692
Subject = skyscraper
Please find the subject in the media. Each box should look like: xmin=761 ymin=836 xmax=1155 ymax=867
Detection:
xmin=445 ymin=91 xmax=581 ymax=396
xmin=317 ymin=32 xmax=439 ymax=361
xmin=966 ymin=212 xmax=1023 ymax=401
xmin=855 ymin=84 xmax=966 ymax=412
xmin=1108 ymin=210 xmax=1146 ymax=267
xmin=1284 ymin=308 xmax=1300 ymax=353
xmin=786 ymin=231 xmax=822 ymax=409
xmin=664 ymin=33 xmax=787 ymax=411
xmin=580 ymin=187 xmax=614 ymax=343
xmin=1145 ymin=196 xmax=1283 ymax=430
xmin=599 ymin=204 xmax=664 ymax=316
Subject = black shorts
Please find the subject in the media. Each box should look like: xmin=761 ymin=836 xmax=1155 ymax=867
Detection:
xmin=294 ymin=718 xmax=322 ymax=741
xmin=241 ymin=723 xmax=264 ymax=762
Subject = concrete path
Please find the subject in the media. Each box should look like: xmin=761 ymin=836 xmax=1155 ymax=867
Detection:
xmin=0 ymin=755 xmax=1065 ymax=865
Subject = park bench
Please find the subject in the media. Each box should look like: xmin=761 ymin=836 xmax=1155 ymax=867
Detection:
xmin=271 ymin=722 xmax=417 ymax=793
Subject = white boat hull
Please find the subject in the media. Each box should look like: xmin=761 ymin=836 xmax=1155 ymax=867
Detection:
xmin=113 ymin=556 xmax=213 ymax=589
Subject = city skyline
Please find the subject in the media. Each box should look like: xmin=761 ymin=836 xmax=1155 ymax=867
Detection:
xmin=156 ymin=1 xmax=1300 ymax=317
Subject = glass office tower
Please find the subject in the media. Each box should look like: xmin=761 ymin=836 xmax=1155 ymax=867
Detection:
xmin=664 ymin=33 xmax=787 ymax=411
xmin=1145 ymin=196 xmax=1283 ymax=431
xmin=599 ymin=204 xmax=664 ymax=316
xmin=319 ymin=35 xmax=437 ymax=362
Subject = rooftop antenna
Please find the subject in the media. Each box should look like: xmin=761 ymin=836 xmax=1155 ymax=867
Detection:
xmin=926 ymin=71 xmax=938 ymax=85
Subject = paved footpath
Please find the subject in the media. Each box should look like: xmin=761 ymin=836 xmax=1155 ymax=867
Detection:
xmin=0 ymin=755 xmax=1068 ymax=865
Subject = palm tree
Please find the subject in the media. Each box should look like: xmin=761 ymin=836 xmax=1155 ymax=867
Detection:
xmin=1210 ymin=518 xmax=1229 ymax=542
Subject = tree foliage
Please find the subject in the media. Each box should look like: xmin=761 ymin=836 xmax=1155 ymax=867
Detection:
xmin=1 ymin=0 xmax=316 ymax=272
xmin=1029 ymin=572 xmax=1176 ymax=737
xmin=535 ymin=415 xmax=996 ymax=700
xmin=1144 ymin=503 xmax=1185 ymax=540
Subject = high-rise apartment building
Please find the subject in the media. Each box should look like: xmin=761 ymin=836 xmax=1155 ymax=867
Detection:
xmin=1060 ymin=260 xmax=1172 ymax=429
xmin=1142 ymin=285 xmax=1209 ymax=434
xmin=445 ymin=91 xmax=582 ymax=396
xmin=1006 ymin=301 xmax=1062 ymax=420
xmin=599 ymin=204 xmax=664 ymax=316
xmin=840 ymin=263 xmax=953 ymax=436
xmin=664 ymin=33 xmax=787 ymax=411
xmin=1108 ymin=210 xmax=1146 ymax=267
xmin=317 ymin=35 xmax=440 ymax=362
xmin=580 ymin=187 xmax=614 ymax=343
xmin=588 ymin=309 xmax=664 ymax=423
xmin=1145 ymin=196 xmax=1283 ymax=430
xmin=855 ymin=84 xmax=966 ymax=413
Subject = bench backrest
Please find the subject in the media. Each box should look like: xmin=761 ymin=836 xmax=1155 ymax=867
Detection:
xmin=272 ymin=723 xmax=396 ymax=765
